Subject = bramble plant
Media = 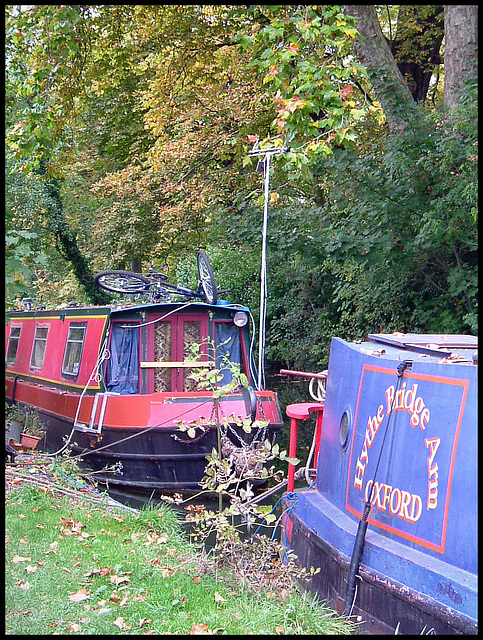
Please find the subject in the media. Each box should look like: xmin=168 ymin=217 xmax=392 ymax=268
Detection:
xmin=175 ymin=341 xmax=308 ymax=592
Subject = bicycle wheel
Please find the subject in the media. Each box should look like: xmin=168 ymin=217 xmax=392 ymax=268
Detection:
xmin=94 ymin=270 xmax=151 ymax=295
xmin=196 ymin=251 xmax=217 ymax=305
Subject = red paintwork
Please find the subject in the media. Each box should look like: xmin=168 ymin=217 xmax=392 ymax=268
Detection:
xmin=6 ymin=375 xmax=281 ymax=430
xmin=5 ymin=313 xmax=109 ymax=389
xmin=6 ymin=307 xmax=283 ymax=434
xmin=286 ymin=402 xmax=324 ymax=492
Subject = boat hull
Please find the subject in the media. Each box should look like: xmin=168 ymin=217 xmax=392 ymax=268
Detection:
xmin=282 ymin=499 xmax=477 ymax=635
xmin=281 ymin=334 xmax=477 ymax=634
xmin=7 ymin=387 xmax=282 ymax=495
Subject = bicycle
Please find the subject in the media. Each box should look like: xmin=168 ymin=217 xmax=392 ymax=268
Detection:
xmin=94 ymin=250 xmax=219 ymax=305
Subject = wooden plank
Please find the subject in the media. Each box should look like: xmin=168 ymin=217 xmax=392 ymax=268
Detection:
xmin=140 ymin=361 xmax=214 ymax=368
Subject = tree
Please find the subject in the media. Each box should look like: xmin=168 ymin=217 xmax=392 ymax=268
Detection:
xmin=344 ymin=5 xmax=416 ymax=129
xmin=388 ymin=5 xmax=444 ymax=104
xmin=4 ymin=4 xmax=478 ymax=354
xmin=444 ymin=5 xmax=478 ymax=113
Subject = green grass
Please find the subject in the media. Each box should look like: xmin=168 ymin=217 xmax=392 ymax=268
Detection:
xmin=6 ymin=484 xmax=357 ymax=635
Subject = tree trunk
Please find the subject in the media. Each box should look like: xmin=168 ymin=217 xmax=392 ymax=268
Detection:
xmin=344 ymin=5 xmax=416 ymax=130
xmin=444 ymin=5 xmax=478 ymax=114
xmin=391 ymin=5 xmax=444 ymax=104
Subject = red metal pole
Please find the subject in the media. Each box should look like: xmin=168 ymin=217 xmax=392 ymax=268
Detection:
xmin=287 ymin=416 xmax=298 ymax=493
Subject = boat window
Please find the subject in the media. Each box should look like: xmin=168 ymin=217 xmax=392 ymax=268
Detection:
xmin=61 ymin=323 xmax=87 ymax=378
xmin=6 ymin=325 xmax=22 ymax=364
xmin=106 ymin=323 xmax=139 ymax=394
xmin=30 ymin=325 xmax=49 ymax=370
xmin=214 ymin=322 xmax=241 ymax=386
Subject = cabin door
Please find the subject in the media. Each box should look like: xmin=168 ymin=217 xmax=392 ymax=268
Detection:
xmin=150 ymin=314 xmax=209 ymax=393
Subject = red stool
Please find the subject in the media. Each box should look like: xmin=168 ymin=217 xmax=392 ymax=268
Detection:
xmin=286 ymin=402 xmax=324 ymax=492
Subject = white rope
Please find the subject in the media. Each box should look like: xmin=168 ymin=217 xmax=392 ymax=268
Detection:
xmin=304 ymin=371 xmax=327 ymax=484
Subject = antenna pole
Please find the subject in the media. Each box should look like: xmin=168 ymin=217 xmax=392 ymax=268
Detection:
xmin=248 ymin=145 xmax=290 ymax=390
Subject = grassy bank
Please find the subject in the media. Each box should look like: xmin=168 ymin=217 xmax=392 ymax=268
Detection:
xmin=5 ymin=464 xmax=356 ymax=635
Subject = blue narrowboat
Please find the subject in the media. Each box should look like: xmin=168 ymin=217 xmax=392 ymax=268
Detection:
xmin=281 ymin=333 xmax=477 ymax=634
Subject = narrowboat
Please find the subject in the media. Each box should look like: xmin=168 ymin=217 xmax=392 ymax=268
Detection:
xmin=5 ymin=261 xmax=283 ymax=495
xmin=281 ymin=333 xmax=477 ymax=635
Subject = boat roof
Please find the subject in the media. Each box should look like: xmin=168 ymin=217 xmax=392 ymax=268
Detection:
xmin=363 ymin=332 xmax=477 ymax=365
xmin=6 ymin=299 xmax=250 ymax=319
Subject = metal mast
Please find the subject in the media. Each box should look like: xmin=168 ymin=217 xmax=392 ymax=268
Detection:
xmin=248 ymin=144 xmax=290 ymax=390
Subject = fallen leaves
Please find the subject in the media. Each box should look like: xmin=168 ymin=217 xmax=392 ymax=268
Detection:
xmin=214 ymin=592 xmax=226 ymax=603
xmin=15 ymin=580 xmax=32 ymax=590
xmin=46 ymin=541 xmax=58 ymax=555
xmin=189 ymin=622 xmax=226 ymax=635
xmin=12 ymin=555 xmax=32 ymax=563
xmin=113 ymin=616 xmax=131 ymax=631
xmin=110 ymin=574 xmax=130 ymax=586
xmin=68 ymin=588 xmax=90 ymax=603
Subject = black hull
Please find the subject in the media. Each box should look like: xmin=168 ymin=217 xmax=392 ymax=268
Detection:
xmin=284 ymin=505 xmax=477 ymax=635
xmin=42 ymin=413 xmax=279 ymax=495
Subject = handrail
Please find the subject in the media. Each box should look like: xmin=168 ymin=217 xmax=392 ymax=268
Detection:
xmin=140 ymin=361 xmax=214 ymax=368
xmin=280 ymin=368 xmax=327 ymax=379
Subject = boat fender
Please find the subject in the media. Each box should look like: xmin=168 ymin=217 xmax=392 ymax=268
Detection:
xmin=241 ymin=385 xmax=257 ymax=422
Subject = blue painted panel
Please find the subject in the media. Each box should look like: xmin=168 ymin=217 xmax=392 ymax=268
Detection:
xmin=312 ymin=336 xmax=477 ymax=572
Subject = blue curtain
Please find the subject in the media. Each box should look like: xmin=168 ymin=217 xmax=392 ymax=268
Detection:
xmin=106 ymin=323 xmax=139 ymax=394
xmin=215 ymin=323 xmax=241 ymax=386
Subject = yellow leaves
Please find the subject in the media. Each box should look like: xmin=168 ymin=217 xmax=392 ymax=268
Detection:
xmin=343 ymin=27 xmax=357 ymax=38
xmin=269 ymin=192 xmax=279 ymax=205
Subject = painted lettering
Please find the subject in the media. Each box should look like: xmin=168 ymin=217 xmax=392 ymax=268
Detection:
xmin=354 ymin=458 xmax=365 ymax=490
xmin=403 ymin=382 xmax=418 ymax=413
xmin=385 ymin=385 xmax=395 ymax=415
xmin=408 ymin=494 xmax=423 ymax=522
xmin=420 ymin=408 xmax=430 ymax=430
xmin=399 ymin=490 xmax=412 ymax=521
xmin=386 ymin=382 xmax=430 ymax=430
xmin=425 ymin=437 xmax=440 ymax=510
xmin=364 ymin=480 xmax=422 ymax=523
xmin=353 ymin=405 xmax=384 ymax=490
xmin=425 ymin=437 xmax=440 ymax=467
xmin=427 ymin=466 xmax=438 ymax=510
xmin=389 ymin=488 xmax=401 ymax=516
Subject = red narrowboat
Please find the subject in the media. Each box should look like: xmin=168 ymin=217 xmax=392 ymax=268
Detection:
xmin=5 ymin=259 xmax=283 ymax=495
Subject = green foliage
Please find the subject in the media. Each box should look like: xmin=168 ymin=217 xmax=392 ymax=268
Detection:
xmin=308 ymin=86 xmax=478 ymax=335
xmin=234 ymin=4 xmax=372 ymax=166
